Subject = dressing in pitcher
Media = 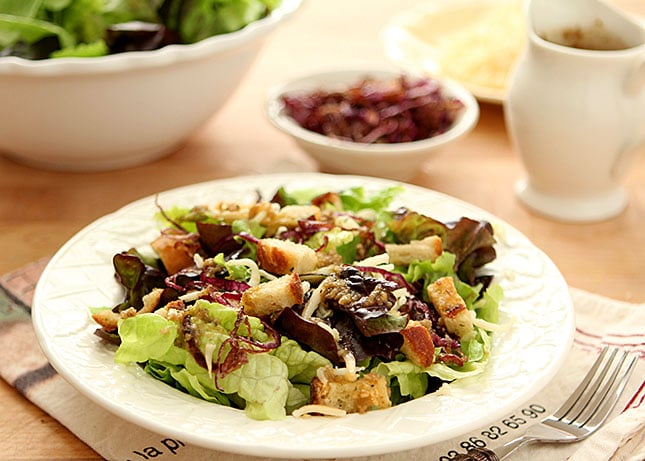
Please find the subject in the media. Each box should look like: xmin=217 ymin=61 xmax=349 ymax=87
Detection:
xmin=505 ymin=0 xmax=645 ymax=222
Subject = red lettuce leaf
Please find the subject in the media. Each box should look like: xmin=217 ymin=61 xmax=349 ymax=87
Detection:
xmin=387 ymin=210 xmax=496 ymax=285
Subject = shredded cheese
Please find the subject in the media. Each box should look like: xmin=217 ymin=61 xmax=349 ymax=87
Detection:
xmin=390 ymin=287 xmax=409 ymax=314
xmin=434 ymin=2 xmax=525 ymax=91
xmin=226 ymin=258 xmax=261 ymax=286
xmin=339 ymin=350 xmax=358 ymax=382
xmin=258 ymin=269 xmax=277 ymax=281
xmin=316 ymin=367 xmax=328 ymax=384
xmin=204 ymin=343 xmax=217 ymax=378
xmin=166 ymin=308 xmax=183 ymax=322
xmin=435 ymin=382 xmax=452 ymax=396
xmin=193 ymin=253 xmax=204 ymax=268
xmin=334 ymin=214 xmax=360 ymax=230
xmin=292 ymin=404 xmax=347 ymax=418
xmin=251 ymin=209 xmax=268 ymax=224
xmin=472 ymin=316 xmax=511 ymax=333
xmin=179 ymin=288 xmax=208 ymax=302
xmin=312 ymin=319 xmax=339 ymax=341
xmin=302 ymin=282 xmax=324 ymax=319
xmin=355 ymin=253 xmax=390 ymax=267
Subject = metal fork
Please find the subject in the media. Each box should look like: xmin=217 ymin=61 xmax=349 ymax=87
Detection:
xmin=456 ymin=346 xmax=638 ymax=461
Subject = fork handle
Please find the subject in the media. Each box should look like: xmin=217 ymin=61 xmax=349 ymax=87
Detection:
xmin=452 ymin=448 xmax=500 ymax=460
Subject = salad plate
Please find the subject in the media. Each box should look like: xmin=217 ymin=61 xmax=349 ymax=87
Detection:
xmin=32 ymin=173 xmax=574 ymax=459
xmin=382 ymin=0 xmax=526 ymax=104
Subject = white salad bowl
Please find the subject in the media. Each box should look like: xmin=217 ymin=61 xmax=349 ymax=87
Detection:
xmin=266 ymin=69 xmax=479 ymax=181
xmin=0 ymin=0 xmax=303 ymax=172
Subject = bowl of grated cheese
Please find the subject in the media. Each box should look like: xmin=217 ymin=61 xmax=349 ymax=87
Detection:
xmin=382 ymin=0 xmax=526 ymax=103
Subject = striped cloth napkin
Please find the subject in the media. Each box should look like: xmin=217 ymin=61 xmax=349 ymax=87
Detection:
xmin=1 ymin=258 xmax=643 ymax=461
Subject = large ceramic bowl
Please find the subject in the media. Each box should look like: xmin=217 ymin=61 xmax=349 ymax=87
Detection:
xmin=0 ymin=0 xmax=303 ymax=172
xmin=266 ymin=69 xmax=479 ymax=181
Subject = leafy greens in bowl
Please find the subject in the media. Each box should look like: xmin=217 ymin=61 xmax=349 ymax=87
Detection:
xmin=90 ymin=183 xmax=503 ymax=420
xmin=0 ymin=0 xmax=282 ymax=59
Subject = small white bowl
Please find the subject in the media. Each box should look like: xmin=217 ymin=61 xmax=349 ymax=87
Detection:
xmin=266 ymin=69 xmax=479 ymax=181
xmin=0 ymin=0 xmax=302 ymax=172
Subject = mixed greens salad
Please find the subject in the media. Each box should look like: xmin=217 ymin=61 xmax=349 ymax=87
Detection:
xmin=91 ymin=185 xmax=503 ymax=420
xmin=0 ymin=0 xmax=281 ymax=59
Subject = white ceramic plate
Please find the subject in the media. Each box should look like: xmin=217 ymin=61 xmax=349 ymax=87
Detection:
xmin=382 ymin=0 xmax=526 ymax=104
xmin=32 ymin=173 xmax=574 ymax=459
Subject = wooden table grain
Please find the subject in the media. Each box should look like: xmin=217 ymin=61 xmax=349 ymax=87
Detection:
xmin=0 ymin=1 xmax=643 ymax=459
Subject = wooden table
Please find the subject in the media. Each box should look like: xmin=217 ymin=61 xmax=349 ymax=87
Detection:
xmin=0 ymin=1 xmax=643 ymax=458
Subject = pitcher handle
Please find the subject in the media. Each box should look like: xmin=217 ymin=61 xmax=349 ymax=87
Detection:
xmin=623 ymin=53 xmax=645 ymax=96
xmin=613 ymin=53 xmax=645 ymax=180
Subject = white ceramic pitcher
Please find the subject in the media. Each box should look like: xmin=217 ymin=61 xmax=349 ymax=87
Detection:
xmin=505 ymin=0 xmax=645 ymax=222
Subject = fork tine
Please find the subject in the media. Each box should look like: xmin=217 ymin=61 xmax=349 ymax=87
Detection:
xmin=583 ymin=352 xmax=638 ymax=430
xmin=552 ymin=346 xmax=613 ymax=420
xmin=488 ymin=347 xmax=638 ymax=459
xmin=570 ymin=349 xmax=629 ymax=425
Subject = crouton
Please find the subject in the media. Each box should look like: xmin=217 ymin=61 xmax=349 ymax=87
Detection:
xmin=256 ymin=238 xmax=318 ymax=275
xmin=400 ymin=320 xmax=435 ymax=368
xmin=384 ymin=235 xmax=442 ymax=266
xmin=426 ymin=276 xmax=474 ymax=339
xmin=141 ymin=288 xmax=164 ymax=314
xmin=91 ymin=307 xmax=136 ymax=332
xmin=154 ymin=300 xmax=186 ymax=322
xmin=311 ymin=191 xmax=343 ymax=209
xmin=92 ymin=288 xmax=165 ymax=332
xmin=316 ymin=250 xmax=343 ymax=268
xmin=91 ymin=309 xmax=121 ymax=332
xmin=248 ymin=202 xmax=280 ymax=227
xmin=265 ymin=205 xmax=323 ymax=236
xmin=208 ymin=201 xmax=252 ymax=223
xmin=241 ymin=273 xmax=304 ymax=317
xmin=151 ymin=230 xmax=200 ymax=275
xmin=276 ymin=205 xmax=321 ymax=227
xmin=310 ymin=367 xmax=392 ymax=414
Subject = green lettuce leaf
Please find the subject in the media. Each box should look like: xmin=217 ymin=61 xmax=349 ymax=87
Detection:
xmin=50 ymin=39 xmax=108 ymax=57
xmin=272 ymin=338 xmax=332 ymax=383
xmin=115 ymin=313 xmax=177 ymax=363
xmin=285 ymin=383 xmax=309 ymax=413
xmin=115 ymin=300 xmax=332 ymax=420
xmin=338 ymin=185 xmax=403 ymax=212
xmin=179 ymin=0 xmax=268 ymax=43
xmin=218 ymin=353 xmax=290 ymax=420
xmin=145 ymin=358 xmax=230 ymax=404
xmin=475 ymin=283 xmax=503 ymax=324
xmin=404 ymin=252 xmax=482 ymax=307
xmin=375 ymin=357 xmax=488 ymax=399
xmin=0 ymin=0 xmax=42 ymax=17
xmin=374 ymin=360 xmax=429 ymax=399
xmin=307 ymin=228 xmax=357 ymax=264
xmin=212 ymin=253 xmax=249 ymax=281
xmin=272 ymin=185 xmax=403 ymax=213
xmin=0 ymin=14 xmax=74 ymax=48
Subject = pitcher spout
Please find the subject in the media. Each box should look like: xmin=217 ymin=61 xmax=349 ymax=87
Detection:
xmin=528 ymin=0 xmax=644 ymax=52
